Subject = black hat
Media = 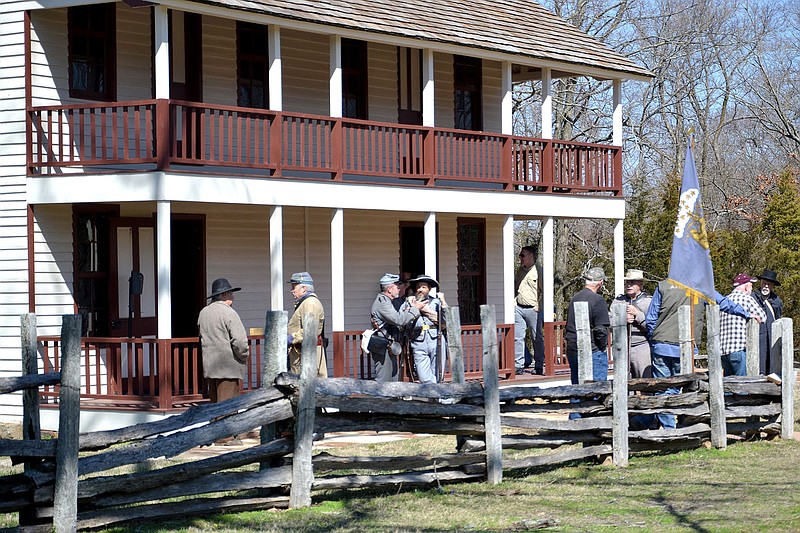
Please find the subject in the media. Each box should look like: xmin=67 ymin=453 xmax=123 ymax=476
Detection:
xmin=208 ymin=278 xmax=241 ymax=299
xmin=757 ymin=269 xmax=781 ymax=286
xmin=410 ymin=275 xmax=439 ymax=290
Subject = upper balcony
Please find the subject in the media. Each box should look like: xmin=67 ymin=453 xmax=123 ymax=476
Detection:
xmin=27 ymin=99 xmax=622 ymax=197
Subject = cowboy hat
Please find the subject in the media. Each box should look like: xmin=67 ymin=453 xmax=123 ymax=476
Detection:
xmin=756 ymin=269 xmax=781 ymax=286
xmin=207 ymin=278 xmax=241 ymax=299
xmin=409 ymin=275 xmax=439 ymax=290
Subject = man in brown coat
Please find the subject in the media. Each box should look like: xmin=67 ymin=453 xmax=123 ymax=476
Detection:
xmin=198 ymin=278 xmax=250 ymax=403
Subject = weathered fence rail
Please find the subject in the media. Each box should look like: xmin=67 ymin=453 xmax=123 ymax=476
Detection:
xmin=1 ymin=305 xmax=795 ymax=531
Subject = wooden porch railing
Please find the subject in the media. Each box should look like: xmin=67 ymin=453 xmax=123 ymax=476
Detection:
xmin=28 ymin=100 xmax=622 ymax=196
xmin=37 ymin=323 xmax=517 ymax=411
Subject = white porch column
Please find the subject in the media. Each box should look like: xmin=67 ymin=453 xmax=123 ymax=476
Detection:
xmin=270 ymin=206 xmax=284 ymax=311
xmin=156 ymin=201 xmax=171 ymax=338
xmin=541 ymin=67 xmax=552 ymax=139
xmin=501 ymin=61 xmax=512 ymax=135
xmin=503 ymin=215 xmax=515 ymax=324
xmin=422 ymin=48 xmax=435 ymax=127
xmin=542 ymin=217 xmax=555 ymax=322
xmin=424 ymin=212 xmax=437 ymax=278
xmin=331 ymin=209 xmax=345 ymax=331
xmin=153 ymin=6 xmax=170 ymax=98
xmin=612 ymin=78 xmax=622 ymax=146
xmin=268 ymin=25 xmax=282 ymax=111
xmin=329 ymin=35 xmax=342 ymax=118
xmin=614 ymin=219 xmax=624 ymax=298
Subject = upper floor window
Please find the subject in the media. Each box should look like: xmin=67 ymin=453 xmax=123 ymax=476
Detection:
xmin=236 ymin=22 xmax=269 ymax=109
xmin=68 ymin=4 xmax=116 ymax=101
xmin=342 ymin=39 xmax=368 ymax=120
xmin=454 ymin=55 xmax=482 ymax=131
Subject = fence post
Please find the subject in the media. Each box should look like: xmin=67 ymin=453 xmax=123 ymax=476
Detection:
xmin=445 ymin=307 xmax=465 ymax=384
xmin=575 ymin=301 xmax=591 ymax=383
xmin=777 ymin=318 xmax=795 ymax=440
xmin=54 ymin=315 xmax=81 ymax=533
xmin=610 ymin=302 xmax=628 ymax=467
xmin=261 ymin=311 xmax=288 ymax=453
xmin=20 ymin=313 xmax=43 ymax=526
xmin=746 ymin=319 xmax=760 ymax=376
xmin=678 ymin=305 xmax=693 ymax=374
xmin=480 ymin=305 xmax=502 ymax=484
xmin=706 ymin=305 xmax=726 ymax=449
xmin=289 ymin=313 xmax=318 ymax=508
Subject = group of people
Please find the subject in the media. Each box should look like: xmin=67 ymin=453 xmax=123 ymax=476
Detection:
xmin=561 ymin=265 xmax=783 ymax=430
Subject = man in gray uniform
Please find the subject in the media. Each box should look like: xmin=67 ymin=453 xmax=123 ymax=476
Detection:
xmin=408 ymin=275 xmax=448 ymax=383
xmin=370 ymin=273 xmax=423 ymax=382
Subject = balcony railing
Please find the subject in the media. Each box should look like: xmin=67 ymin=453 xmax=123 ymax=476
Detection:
xmin=37 ymin=322 xmax=569 ymax=411
xmin=28 ymin=100 xmax=622 ymax=196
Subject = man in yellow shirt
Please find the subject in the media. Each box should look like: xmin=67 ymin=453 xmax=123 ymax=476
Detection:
xmin=514 ymin=246 xmax=543 ymax=375
xmin=287 ymin=272 xmax=327 ymax=377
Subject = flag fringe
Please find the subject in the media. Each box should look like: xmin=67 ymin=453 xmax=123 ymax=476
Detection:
xmin=666 ymin=278 xmax=715 ymax=305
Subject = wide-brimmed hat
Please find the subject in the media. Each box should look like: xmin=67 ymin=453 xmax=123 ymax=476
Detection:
xmin=208 ymin=278 xmax=241 ymax=299
xmin=756 ymin=269 xmax=781 ymax=286
xmin=410 ymin=275 xmax=439 ymax=290
xmin=623 ymin=269 xmax=645 ymax=281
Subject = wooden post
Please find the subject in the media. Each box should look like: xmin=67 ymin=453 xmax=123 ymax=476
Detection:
xmin=20 ymin=313 xmax=42 ymax=526
xmin=54 ymin=314 xmax=81 ymax=533
xmin=777 ymin=318 xmax=795 ymax=440
xmin=289 ymin=312 xmax=318 ymax=508
xmin=261 ymin=310 xmax=288 ymax=459
xmin=610 ymin=302 xmax=628 ymax=467
xmin=481 ymin=305 xmax=502 ymax=484
xmin=770 ymin=320 xmax=783 ymax=376
xmin=745 ymin=319 xmax=760 ymax=376
xmin=705 ymin=305 xmax=727 ymax=449
xmin=575 ymin=301 xmax=591 ymax=383
xmin=445 ymin=307 xmax=465 ymax=385
xmin=678 ymin=305 xmax=693 ymax=374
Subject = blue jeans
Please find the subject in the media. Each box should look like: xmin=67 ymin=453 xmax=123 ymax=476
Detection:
xmin=567 ymin=350 xmax=608 ymax=420
xmin=651 ymin=353 xmax=682 ymax=429
xmin=722 ymin=350 xmax=746 ymax=376
xmin=567 ymin=350 xmax=609 ymax=385
xmin=514 ymin=306 xmax=539 ymax=369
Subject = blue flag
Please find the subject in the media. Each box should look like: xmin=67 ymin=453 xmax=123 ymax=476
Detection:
xmin=667 ymin=138 xmax=715 ymax=304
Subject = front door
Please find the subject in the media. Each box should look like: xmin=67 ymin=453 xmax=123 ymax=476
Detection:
xmin=109 ymin=217 xmax=157 ymax=337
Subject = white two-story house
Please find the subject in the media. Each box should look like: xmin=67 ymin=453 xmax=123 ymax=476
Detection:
xmin=0 ymin=0 xmax=651 ymax=429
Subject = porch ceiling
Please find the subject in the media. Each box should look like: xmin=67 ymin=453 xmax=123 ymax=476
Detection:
xmin=178 ymin=0 xmax=653 ymax=81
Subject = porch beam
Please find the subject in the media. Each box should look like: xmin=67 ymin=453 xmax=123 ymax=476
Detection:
xmin=613 ymin=219 xmax=624 ymax=299
xmin=331 ymin=209 xmax=344 ymax=331
xmin=503 ymin=215 xmax=514 ymax=324
xmin=270 ymin=206 xmax=284 ymax=311
xmin=422 ymin=49 xmax=435 ymax=127
xmin=156 ymin=201 xmax=171 ymax=338
xmin=154 ymin=6 xmax=170 ymax=99
xmin=329 ymin=35 xmax=342 ymax=118
xmin=542 ymin=217 xmax=554 ymax=322
xmin=541 ymin=68 xmax=552 ymax=139
xmin=424 ymin=212 xmax=437 ymax=279
xmin=268 ymin=25 xmax=282 ymax=111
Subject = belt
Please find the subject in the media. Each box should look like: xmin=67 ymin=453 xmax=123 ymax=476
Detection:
xmin=517 ymin=304 xmax=536 ymax=309
xmin=421 ymin=325 xmax=438 ymax=331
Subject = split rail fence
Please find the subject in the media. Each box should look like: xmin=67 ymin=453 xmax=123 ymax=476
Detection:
xmin=0 ymin=302 xmax=795 ymax=531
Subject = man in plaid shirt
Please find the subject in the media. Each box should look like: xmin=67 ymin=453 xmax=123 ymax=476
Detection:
xmin=720 ymin=273 xmax=766 ymax=376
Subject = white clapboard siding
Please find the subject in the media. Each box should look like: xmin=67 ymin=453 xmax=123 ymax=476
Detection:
xmin=0 ymin=6 xmax=29 ymax=418
xmin=203 ymin=15 xmax=237 ymax=106
xmin=32 ymin=205 xmax=74 ymax=336
xmin=282 ymin=29 xmax=330 ymax=116
xmin=368 ymin=41 xmax=397 ymax=124
xmin=483 ymin=59 xmax=501 ymax=133
xmin=434 ymin=52 xmax=455 ymax=129
xmin=30 ymin=8 xmax=68 ymax=106
xmin=116 ymin=3 xmax=153 ymax=102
